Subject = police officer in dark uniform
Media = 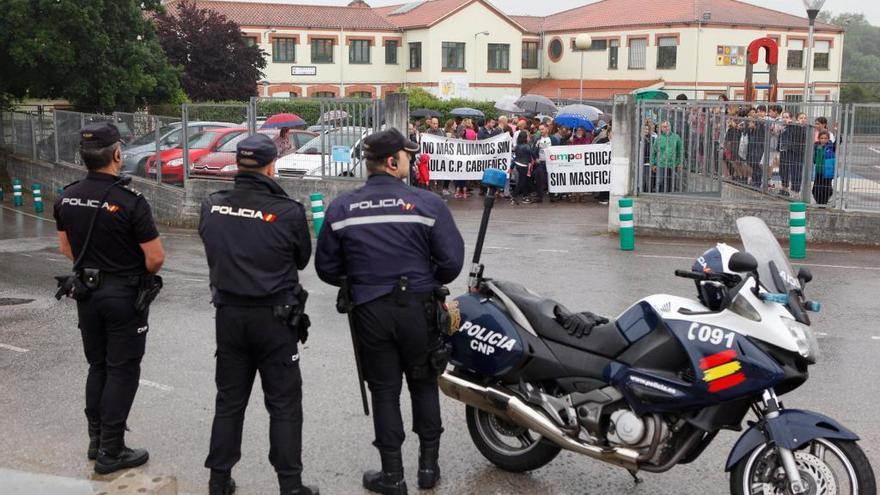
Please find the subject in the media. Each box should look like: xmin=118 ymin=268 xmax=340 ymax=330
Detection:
xmin=199 ymin=134 xmax=318 ymax=495
xmin=315 ymin=128 xmax=465 ymax=495
xmin=53 ymin=122 xmax=165 ymax=475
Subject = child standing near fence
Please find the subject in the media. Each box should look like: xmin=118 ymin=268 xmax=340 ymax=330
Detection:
xmin=812 ymin=130 xmax=836 ymax=205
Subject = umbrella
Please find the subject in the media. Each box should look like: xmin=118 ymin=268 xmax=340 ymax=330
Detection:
xmin=410 ymin=108 xmax=441 ymax=119
xmin=320 ymin=110 xmax=349 ymax=122
xmin=557 ymin=104 xmax=604 ymax=122
xmin=515 ymin=94 xmax=557 ymax=115
xmin=261 ymin=113 xmax=306 ymax=129
xmin=494 ymin=95 xmax=524 ymax=114
xmin=449 ymin=107 xmax=484 ymax=118
xmin=554 ymin=113 xmax=595 ymax=132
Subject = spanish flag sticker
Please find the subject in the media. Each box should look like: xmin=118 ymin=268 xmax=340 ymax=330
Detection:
xmin=700 ymin=349 xmax=746 ymax=393
xmin=263 ymin=213 xmax=277 ymax=223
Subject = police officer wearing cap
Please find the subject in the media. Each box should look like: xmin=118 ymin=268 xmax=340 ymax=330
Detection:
xmin=53 ymin=122 xmax=165 ymax=475
xmin=199 ymin=134 xmax=318 ymax=495
xmin=315 ymin=128 xmax=465 ymax=494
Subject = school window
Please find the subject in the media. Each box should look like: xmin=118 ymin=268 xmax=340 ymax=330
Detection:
xmin=589 ymin=39 xmax=607 ymax=51
xmin=488 ymin=43 xmax=509 ymax=71
xmin=442 ymin=42 xmax=465 ymax=70
xmin=814 ymin=40 xmax=830 ymax=70
xmin=385 ymin=40 xmax=398 ymax=64
xmin=349 ymin=40 xmax=370 ymax=64
xmin=242 ymin=36 xmax=258 ymax=48
xmin=313 ymin=91 xmax=335 ymax=98
xmin=548 ymin=38 xmax=563 ymax=61
xmin=311 ymin=38 xmax=334 ymax=64
xmin=608 ymin=39 xmax=619 ymax=69
xmin=349 ymin=91 xmax=371 ymax=98
xmin=656 ymin=37 xmax=677 ymax=69
xmin=409 ymin=42 xmax=421 ymax=70
xmin=787 ymin=39 xmax=804 ymax=69
xmin=628 ymin=38 xmax=647 ymax=69
xmin=272 ymin=38 xmax=296 ymax=63
xmin=522 ymin=41 xmax=538 ymax=69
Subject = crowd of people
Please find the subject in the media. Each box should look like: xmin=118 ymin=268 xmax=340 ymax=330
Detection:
xmin=407 ymin=114 xmax=612 ymax=205
xmin=640 ymin=99 xmax=838 ymax=205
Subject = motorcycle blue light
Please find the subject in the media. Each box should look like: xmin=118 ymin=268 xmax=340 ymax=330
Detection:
xmin=482 ymin=168 xmax=508 ymax=189
xmin=806 ymin=301 xmax=822 ymax=312
xmin=759 ymin=293 xmax=789 ymax=304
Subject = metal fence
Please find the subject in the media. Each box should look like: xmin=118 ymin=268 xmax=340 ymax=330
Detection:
xmin=632 ymin=100 xmax=880 ymax=212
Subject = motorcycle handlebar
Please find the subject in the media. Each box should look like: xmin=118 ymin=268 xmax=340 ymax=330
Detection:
xmin=674 ymin=270 xmax=709 ymax=281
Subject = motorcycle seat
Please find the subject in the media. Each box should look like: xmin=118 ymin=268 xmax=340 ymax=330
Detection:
xmin=491 ymin=279 xmax=630 ymax=358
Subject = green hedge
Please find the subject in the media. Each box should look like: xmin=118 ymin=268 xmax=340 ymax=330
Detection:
xmin=403 ymin=87 xmax=499 ymax=124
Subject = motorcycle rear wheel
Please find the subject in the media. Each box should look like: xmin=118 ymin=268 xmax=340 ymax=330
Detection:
xmin=730 ymin=438 xmax=876 ymax=495
xmin=465 ymin=405 xmax=561 ymax=473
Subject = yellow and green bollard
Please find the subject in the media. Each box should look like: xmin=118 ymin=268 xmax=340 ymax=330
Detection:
xmin=310 ymin=193 xmax=325 ymax=236
xmin=619 ymin=197 xmax=634 ymax=251
xmin=13 ymin=179 xmax=23 ymax=207
xmin=32 ymin=183 xmax=43 ymax=213
xmin=789 ymin=202 xmax=806 ymax=259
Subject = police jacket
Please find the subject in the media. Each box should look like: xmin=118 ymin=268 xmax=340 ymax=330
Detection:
xmin=199 ymin=172 xmax=311 ymax=306
xmin=53 ymin=171 xmax=159 ymax=276
xmin=315 ymin=173 xmax=464 ymax=305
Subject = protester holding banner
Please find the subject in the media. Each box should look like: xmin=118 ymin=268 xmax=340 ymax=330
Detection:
xmin=533 ymin=125 xmax=553 ymax=203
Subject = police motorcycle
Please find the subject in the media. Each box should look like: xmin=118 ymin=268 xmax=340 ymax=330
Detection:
xmin=439 ymin=169 xmax=876 ymax=494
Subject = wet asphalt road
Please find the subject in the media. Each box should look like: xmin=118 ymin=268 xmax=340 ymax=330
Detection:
xmin=1 ymin=197 xmax=879 ymax=495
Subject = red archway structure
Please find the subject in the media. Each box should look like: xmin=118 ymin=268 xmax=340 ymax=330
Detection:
xmin=744 ymin=37 xmax=779 ymax=102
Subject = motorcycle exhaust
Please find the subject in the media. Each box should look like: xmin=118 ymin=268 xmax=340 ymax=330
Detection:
xmin=439 ymin=372 xmax=640 ymax=470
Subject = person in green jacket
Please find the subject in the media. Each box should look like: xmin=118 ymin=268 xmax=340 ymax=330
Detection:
xmin=650 ymin=121 xmax=684 ymax=192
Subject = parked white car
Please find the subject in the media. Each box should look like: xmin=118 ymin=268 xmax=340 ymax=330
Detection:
xmin=275 ymin=126 xmax=374 ymax=178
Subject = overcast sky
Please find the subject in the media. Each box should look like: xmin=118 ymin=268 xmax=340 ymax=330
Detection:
xmin=226 ymin=0 xmax=880 ymax=24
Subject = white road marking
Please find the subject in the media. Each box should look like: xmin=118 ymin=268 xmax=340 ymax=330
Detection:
xmin=483 ymin=246 xmax=512 ymax=250
xmin=181 ymin=277 xmax=207 ymax=282
xmin=872 ymin=336 xmax=880 ymax=341
xmin=808 ymin=248 xmax=852 ymax=253
xmin=138 ymin=379 xmax=173 ymax=392
xmin=868 ymin=146 xmax=880 ymax=154
xmin=0 ymin=205 xmax=55 ymax=222
xmin=20 ymin=254 xmax=32 ymax=258
xmin=537 ymin=249 xmax=569 ymax=253
xmin=0 ymin=343 xmax=30 ymax=353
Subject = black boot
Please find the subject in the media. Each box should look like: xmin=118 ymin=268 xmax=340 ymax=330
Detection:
xmin=94 ymin=431 xmax=149 ymax=475
xmin=209 ymin=470 xmax=236 ymax=495
xmin=279 ymin=474 xmax=320 ymax=495
xmin=87 ymin=419 xmax=101 ymax=461
xmin=417 ymin=440 xmax=440 ymax=489
xmin=363 ymin=450 xmax=407 ymax=495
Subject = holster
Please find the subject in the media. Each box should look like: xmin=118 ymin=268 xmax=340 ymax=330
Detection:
xmin=134 ymin=275 xmax=163 ymax=314
xmin=412 ymin=286 xmax=452 ymax=380
xmin=274 ymin=284 xmax=310 ymax=344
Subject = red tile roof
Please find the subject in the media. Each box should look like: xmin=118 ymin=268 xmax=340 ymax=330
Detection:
xmin=540 ymin=0 xmax=841 ymax=33
xmin=522 ymin=78 xmax=663 ymax=99
xmin=375 ymin=0 xmax=525 ymax=31
xmin=180 ymin=0 xmax=399 ymax=30
xmin=510 ymin=15 xmax=544 ymax=35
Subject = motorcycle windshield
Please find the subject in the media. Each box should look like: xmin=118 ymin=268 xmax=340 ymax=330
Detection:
xmin=736 ymin=216 xmax=800 ymax=293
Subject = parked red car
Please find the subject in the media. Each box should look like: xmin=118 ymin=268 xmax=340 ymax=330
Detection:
xmin=191 ymin=129 xmax=316 ymax=180
xmin=145 ymin=127 xmax=247 ymax=184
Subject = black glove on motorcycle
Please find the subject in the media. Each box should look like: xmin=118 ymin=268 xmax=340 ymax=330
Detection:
xmin=554 ymin=305 xmax=610 ymax=338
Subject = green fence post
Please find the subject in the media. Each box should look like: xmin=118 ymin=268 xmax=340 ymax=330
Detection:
xmin=619 ymin=197 xmax=634 ymax=251
xmin=13 ymin=179 xmax=23 ymax=207
xmin=789 ymin=202 xmax=806 ymax=259
xmin=310 ymin=193 xmax=325 ymax=236
xmin=32 ymin=183 xmax=43 ymax=213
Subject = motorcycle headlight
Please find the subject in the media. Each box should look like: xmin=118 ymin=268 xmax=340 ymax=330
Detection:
xmin=783 ymin=317 xmax=819 ymax=363
xmin=166 ymin=158 xmax=183 ymax=167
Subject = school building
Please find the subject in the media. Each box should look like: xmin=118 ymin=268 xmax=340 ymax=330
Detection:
xmin=182 ymin=0 xmax=845 ymax=102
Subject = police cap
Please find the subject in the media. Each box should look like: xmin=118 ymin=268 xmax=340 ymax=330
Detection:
xmin=80 ymin=122 xmax=122 ymax=149
xmin=236 ymin=134 xmax=278 ymax=168
xmin=362 ymin=128 xmax=419 ymax=160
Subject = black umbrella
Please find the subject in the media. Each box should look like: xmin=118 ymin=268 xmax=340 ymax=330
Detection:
xmin=515 ymin=95 xmax=558 ymax=115
xmin=450 ymin=107 xmax=485 ymax=118
xmin=410 ymin=108 xmax=441 ymax=119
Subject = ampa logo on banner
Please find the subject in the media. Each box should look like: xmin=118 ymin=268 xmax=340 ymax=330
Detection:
xmin=546 ymin=143 xmax=613 ymax=193
xmin=420 ymin=133 xmax=512 ymax=181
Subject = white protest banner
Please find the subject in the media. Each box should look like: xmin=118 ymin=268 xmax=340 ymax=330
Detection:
xmin=546 ymin=143 xmax=613 ymax=193
xmin=419 ymin=133 xmax=512 ymax=181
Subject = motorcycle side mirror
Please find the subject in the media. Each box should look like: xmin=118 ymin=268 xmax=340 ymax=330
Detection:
xmin=728 ymin=252 xmax=758 ymax=273
xmin=798 ymin=267 xmax=813 ymax=286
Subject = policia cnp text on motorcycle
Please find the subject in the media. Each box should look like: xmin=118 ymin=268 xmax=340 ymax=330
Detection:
xmin=53 ymin=122 xmax=166 ymax=475
xmin=199 ymin=134 xmax=318 ymax=495
xmin=315 ymin=128 xmax=465 ymax=495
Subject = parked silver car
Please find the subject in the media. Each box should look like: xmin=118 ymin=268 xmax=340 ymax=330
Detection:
xmin=121 ymin=121 xmax=237 ymax=176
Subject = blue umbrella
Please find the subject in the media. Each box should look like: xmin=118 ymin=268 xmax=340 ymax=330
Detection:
xmin=554 ymin=113 xmax=594 ymax=132
xmin=450 ymin=107 xmax=484 ymax=118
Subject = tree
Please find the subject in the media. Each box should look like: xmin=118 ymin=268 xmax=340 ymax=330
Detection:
xmin=155 ymin=1 xmax=267 ymax=102
xmin=818 ymin=12 xmax=880 ymax=102
xmin=0 ymin=0 xmax=182 ymax=112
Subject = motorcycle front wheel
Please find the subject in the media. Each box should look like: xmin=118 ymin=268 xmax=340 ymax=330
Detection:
xmin=465 ymin=405 xmax=561 ymax=473
xmin=730 ymin=438 xmax=876 ymax=495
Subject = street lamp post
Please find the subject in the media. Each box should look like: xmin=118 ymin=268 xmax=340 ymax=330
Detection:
xmin=575 ymin=34 xmax=591 ymax=102
xmin=802 ymin=0 xmax=826 ymax=105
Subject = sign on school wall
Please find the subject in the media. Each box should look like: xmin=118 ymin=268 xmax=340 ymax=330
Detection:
xmin=419 ymin=133 xmax=512 ymax=181
xmin=546 ymin=143 xmax=612 ymax=193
